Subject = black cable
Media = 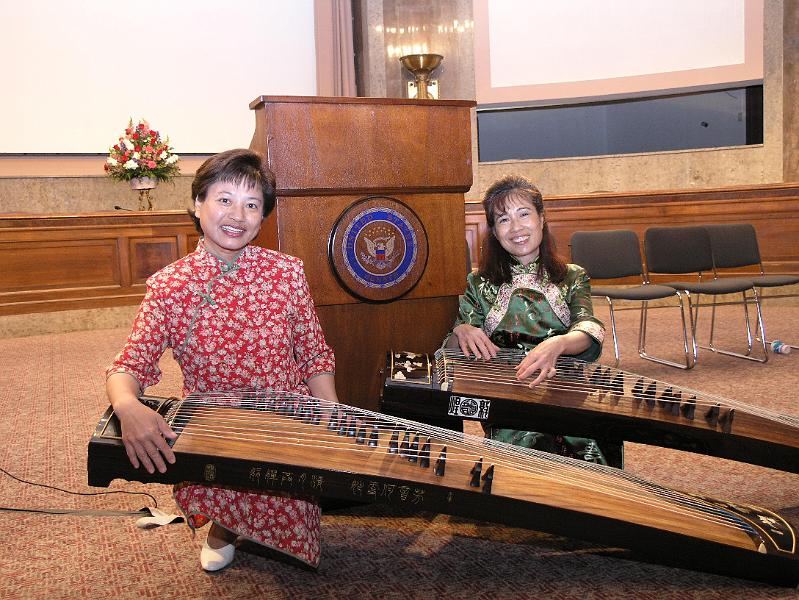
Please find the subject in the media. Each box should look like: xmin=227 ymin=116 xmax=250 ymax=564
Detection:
xmin=0 ymin=464 xmax=159 ymax=510
xmin=0 ymin=506 xmax=149 ymax=516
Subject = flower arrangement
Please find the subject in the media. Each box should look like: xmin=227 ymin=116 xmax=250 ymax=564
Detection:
xmin=104 ymin=119 xmax=180 ymax=183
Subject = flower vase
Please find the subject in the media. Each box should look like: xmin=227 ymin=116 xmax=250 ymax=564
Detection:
xmin=130 ymin=177 xmax=158 ymax=211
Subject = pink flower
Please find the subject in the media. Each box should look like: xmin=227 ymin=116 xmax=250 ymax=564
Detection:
xmin=147 ymin=160 xmax=156 ymax=168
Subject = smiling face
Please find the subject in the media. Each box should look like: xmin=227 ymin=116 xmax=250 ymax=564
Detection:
xmin=194 ymin=180 xmax=265 ymax=262
xmin=492 ymin=194 xmax=545 ymax=265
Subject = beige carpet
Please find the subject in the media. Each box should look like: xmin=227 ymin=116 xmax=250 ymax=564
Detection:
xmin=0 ymin=303 xmax=798 ymax=599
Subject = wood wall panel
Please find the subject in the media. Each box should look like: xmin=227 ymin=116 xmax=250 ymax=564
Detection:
xmin=3 ymin=182 xmax=798 ymax=318
xmin=0 ymin=239 xmax=119 ymax=292
xmin=465 ymin=183 xmax=799 ymax=279
xmin=130 ymin=237 xmax=179 ymax=284
xmin=0 ymin=211 xmax=197 ymax=315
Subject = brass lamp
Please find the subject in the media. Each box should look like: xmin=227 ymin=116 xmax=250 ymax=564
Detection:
xmin=399 ymin=53 xmax=443 ymax=99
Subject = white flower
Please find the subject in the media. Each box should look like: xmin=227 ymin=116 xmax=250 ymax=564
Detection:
xmin=123 ymin=159 xmax=138 ymax=170
xmin=133 ymin=152 xmax=140 ymax=159
xmin=106 ymin=157 xmax=118 ymax=166
xmin=166 ymin=154 xmax=179 ymax=164
xmin=123 ymin=138 xmax=134 ymax=151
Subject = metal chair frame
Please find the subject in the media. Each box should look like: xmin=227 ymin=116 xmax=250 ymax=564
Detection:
xmin=570 ymin=230 xmax=694 ymax=369
xmin=704 ymin=223 xmax=799 ymax=350
xmin=644 ymin=226 xmax=768 ymax=364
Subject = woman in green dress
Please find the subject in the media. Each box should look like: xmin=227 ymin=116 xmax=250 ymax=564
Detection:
xmin=447 ymin=175 xmax=622 ymax=467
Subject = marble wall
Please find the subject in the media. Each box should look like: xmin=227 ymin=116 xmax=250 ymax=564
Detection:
xmin=0 ymin=175 xmax=193 ymax=214
xmin=358 ymin=0 xmax=475 ymax=100
xmin=782 ymin=0 xmax=799 ymax=182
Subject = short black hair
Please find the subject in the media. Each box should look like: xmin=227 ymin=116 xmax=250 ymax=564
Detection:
xmin=188 ymin=149 xmax=276 ymax=234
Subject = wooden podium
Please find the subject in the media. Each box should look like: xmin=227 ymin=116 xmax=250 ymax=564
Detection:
xmin=249 ymin=95 xmax=475 ymax=410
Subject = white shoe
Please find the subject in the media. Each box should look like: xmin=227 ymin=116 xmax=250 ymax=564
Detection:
xmin=200 ymin=539 xmax=236 ymax=572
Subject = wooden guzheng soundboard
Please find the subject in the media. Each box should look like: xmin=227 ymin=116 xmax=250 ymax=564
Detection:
xmin=87 ymin=391 xmax=799 ymax=586
xmin=380 ymin=349 xmax=799 ymax=474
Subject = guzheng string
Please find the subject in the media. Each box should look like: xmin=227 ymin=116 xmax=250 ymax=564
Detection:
xmin=436 ymin=348 xmax=799 ymax=427
xmin=163 ymin=391 xmax=767 ymax=537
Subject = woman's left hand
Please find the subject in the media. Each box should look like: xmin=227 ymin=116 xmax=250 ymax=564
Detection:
xmin=515 ymin=336 xmax=567 ymax=386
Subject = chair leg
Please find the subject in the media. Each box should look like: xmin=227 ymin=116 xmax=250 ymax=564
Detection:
xmin=754 ymin=287 xmax=799 ymax=349
xmin=682 ymin=291 xmax=700 ymax=365
xmin=603 ymin=297 xmax=620 ymax=368
xmin=696 ymin=289 xmax=768 ymax=363
xmin=638 ymin=294 xmax=695 ymax=369
xmin=690 ymin=292 xmax=707 ymax=361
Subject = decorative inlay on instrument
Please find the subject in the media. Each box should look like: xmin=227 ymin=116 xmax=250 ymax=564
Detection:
xmin=381 ymin=349 xmax=799 ymax=474
xmin=87 ymin=391 xmax=799 ymax=585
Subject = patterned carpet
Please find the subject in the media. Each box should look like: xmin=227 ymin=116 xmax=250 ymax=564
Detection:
xmin=0 ymin=303 xmax=798 ymax=599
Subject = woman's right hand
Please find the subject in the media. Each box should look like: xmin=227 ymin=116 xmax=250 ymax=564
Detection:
xmin=114 ymin=396 xmax=178 ymax=474
xmin=452 ymin=324 xmax=500 ymax=360
xmin=107 ymin=372 xmax=178 ymax=474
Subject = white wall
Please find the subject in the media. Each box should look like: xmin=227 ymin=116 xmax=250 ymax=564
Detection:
xmin=475 ymin=0 xmax=763 ymax=106
xmin=0 ymin=0 xmax=317 ymax=154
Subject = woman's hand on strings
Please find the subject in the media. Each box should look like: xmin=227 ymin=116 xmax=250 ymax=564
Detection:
xmin=114 ymin=395 xmax=178 ymax=475
xmin=515 ymin=336 xmax=566 ymax=386
xmin=107 ymin=373 xmax=177 ymax=474
xmin=453 ymin=324 xmax=500 ymax=359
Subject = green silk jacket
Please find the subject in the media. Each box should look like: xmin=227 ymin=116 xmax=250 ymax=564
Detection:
xmin=453 ymin=259 xmax=605 ymax=360
xmin=448 ymin=259 xmax=623 ymax=467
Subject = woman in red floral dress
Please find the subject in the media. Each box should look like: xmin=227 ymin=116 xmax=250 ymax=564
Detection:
xmin=106 ymin=149 xmax=337 ymax=571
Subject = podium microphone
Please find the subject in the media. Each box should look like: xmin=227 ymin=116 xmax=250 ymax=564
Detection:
xmin=113 ymin=205 xmax=133 ymax=211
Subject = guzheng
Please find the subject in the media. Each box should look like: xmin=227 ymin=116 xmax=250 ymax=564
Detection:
xmin=380 ymin=349 xmax=799 ymax=474
xmin=87 ymin=391 xmax=799 ymax=586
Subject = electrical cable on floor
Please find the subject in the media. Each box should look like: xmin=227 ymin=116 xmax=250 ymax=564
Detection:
xmin=0 ymin=464 xmax=159 ymax=516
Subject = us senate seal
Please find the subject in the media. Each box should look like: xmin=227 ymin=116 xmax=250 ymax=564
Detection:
xmin=329 ymin=196 xmax=429 ymax=302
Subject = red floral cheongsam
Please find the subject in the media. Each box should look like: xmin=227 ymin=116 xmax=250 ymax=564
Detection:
xmin=107 ymin=242 xmax=336 ymax=567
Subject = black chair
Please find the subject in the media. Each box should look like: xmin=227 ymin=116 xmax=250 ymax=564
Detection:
xmin=644 ymin=226 xmax=768 ymax=364
xmin=570 ymin=230 xmax=693 ymax=369
xmin=704 ymin=223 xmax=799 ymax=350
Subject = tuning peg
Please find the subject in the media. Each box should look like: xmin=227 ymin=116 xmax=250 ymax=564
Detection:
xmin=388 ymin=430 xmax=400 ymax=454
xmin=680 ymin=396 xmax=697 ymax=420
xmin=419 ymin=438 xmax=431 ymax=468
xmin=705 ymin=403 xmax=720 ymax=426
xmin=718 ymin=408 xmax=735 ymax=432
xmin=408 ymin=434 xmax=420 ymax=463
xmin=368 ymin=428 xmax=379 ymax=448
xmin=434 ymin=447 xmax=447 ymax=476
xmin=469 ymin=458 xmax=483 ymax=487
xmin=482 ymin=465 xmax=495 ymax=494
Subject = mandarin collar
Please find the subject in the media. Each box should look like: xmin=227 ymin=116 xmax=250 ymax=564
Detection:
xmin=509 ymin=256 xmax=540 ymax=275
xmin=196 ymin=239 xmax=250 ymax=273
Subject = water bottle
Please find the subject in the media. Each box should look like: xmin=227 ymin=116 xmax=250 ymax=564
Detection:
xmin=771 ymin=341 xmax=791 ymax=355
